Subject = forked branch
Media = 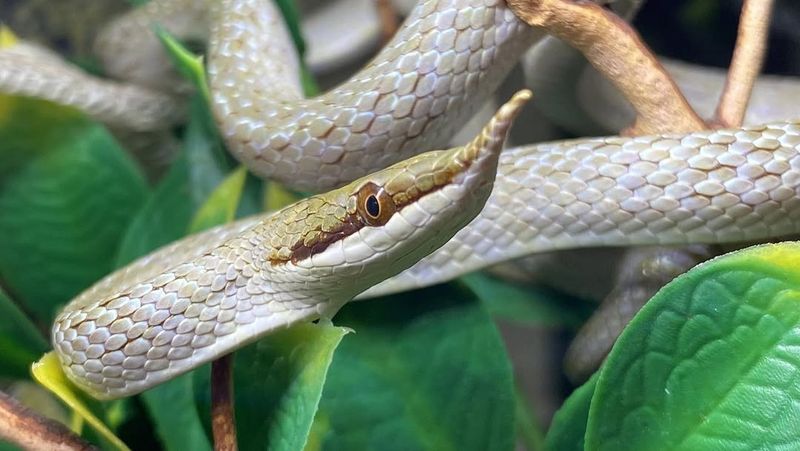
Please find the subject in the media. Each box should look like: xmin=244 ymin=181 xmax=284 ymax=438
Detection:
xmin=508 ymin=0 xmax=707 ymax=135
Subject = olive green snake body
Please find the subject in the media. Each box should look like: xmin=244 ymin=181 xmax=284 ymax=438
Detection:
xmin=2 ymin=0 xmax=800 ymax=398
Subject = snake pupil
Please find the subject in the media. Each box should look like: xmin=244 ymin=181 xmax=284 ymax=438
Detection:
xmin=366 ymin=195 xmax=380 ymax=217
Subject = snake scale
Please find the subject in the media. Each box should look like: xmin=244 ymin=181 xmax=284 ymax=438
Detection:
xmin=8 ymin=0 xmax=794 ymax=398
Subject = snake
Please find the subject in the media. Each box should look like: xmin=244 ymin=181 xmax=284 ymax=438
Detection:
xmin=0 ymin=0 xmax=795 ymax=398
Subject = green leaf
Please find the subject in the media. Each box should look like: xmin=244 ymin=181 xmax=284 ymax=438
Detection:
xmin=189 ymin=166 xmax=247 ymax=233
xmin=515 ymin=387 xmax=544 ymax=451
xmin=115 ymin=95 xmax=229 ymax=266
xmin=0 ymin=440 xmax=21 ymax=451
xmin=0 ymin=25 xmax=18 ymax=49
xmin=461 ymin=273 xmax=592 ymax=328
xmin=0 ymin=95 xmax=148 ymax=323
xmin=193 ymin=323 xmax=349 ymax=451
xmin=32 ymin=353 xmax=130 ymax=451
xmin=312 ymin=284 xmax=516 ymax=451
xmin=544 ymin=374 xmax=598 ymax=451
xmin=0 ymin=287 xmax=48 ymax=378
xmin=140 ymin=379 xmax=212 ymax=451
xmin=264 ymin=180 xmax=305 ymax=211
xmin=586 ymin=242 xmax=800 ymax=450
xmin=274 ymin=0 xmax=307 ymax=57
xmin=156 ymin=29 xmax=210 ymax=101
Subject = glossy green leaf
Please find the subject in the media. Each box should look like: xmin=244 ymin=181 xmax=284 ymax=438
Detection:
xmin=0 ymin=287 xmax=48 ymax=378
xmin=587 ymin=242 xmax=800 ymax=450
xmin=544 ymin=374 xmax=598 ymax=451
xmin=0 ymin=95 xmax=148 ymax=323
xmin=193 ymin=323 xmax=349 ymax=451
xmin=311 ymin=284 xmax=516 ymax=451
xmin=460 ymin=273 xmax=592 ymax=328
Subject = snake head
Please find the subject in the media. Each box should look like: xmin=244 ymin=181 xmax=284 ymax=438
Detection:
xmin=265 ymin=90 xmax=532 ymax=301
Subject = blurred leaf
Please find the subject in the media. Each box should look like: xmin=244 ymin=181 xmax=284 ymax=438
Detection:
xmin=0 ymin=441 xmax=20 ymax=451
xmin=32 ymin=353 xmax=130 ymax=451
xmin=544 ymin=374 xmax=598 ymax=451
xmin=156 ymin=29 xmax=210 ymax=102
xmin=515 ymin=387 xmax=544 ymax=451
xmin=0 ymin=26 xmax=18 ymax=48
xmin=0 ymin=96 xmax=148 ymax=323
xmin=0 ymin=287 xmax=48 ymax=378
xmin=275 ymin=0 xmax=307 ymax=56
xmin=115 ymin=100 xmax=229 ymax=266
xmin=194 ymin=324 xmax=349 ymax=451
xmin=460 ymin=273 xmax=591 ymax=328
xmin=264 ymin=180 xmax=304 ymax=211
xmin=140 ymin=378 xmax=212 ymax=451
xmin=311 ymin=284 xmax=516 ymax=450
xmin=587 ymin=242 xmax=800 ymax=449
xmin=301 ymin=64 xmax=321 ymax=97
xmin=189 ymin=166 xmax=247 ymax=233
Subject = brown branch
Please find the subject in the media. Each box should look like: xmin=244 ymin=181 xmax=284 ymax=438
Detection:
xmin=375 ymin=0 xmax=400 ymax=44
xmin=508 ymin=0 xmax=706 ymax=135
xmin=211 ymin=354 xmax=237 ymax=451
xmin=714 ymin=0 xmax=775 ymax=128
xmin=0 ymin=390 xmax=96 ymax=451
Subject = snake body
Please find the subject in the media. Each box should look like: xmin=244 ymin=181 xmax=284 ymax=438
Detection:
xmin=11 ymin=0 xmax=799 ymax=397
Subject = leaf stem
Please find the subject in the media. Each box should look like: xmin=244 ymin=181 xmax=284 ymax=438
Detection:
xmin=211 ymin=354 xmax=238 ymax=451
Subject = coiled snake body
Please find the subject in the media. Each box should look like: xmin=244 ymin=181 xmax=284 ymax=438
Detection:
xmin=25 ymin=0 xmax=800 ymax=397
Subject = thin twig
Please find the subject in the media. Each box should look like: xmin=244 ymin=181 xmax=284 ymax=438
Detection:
xmin=211 ymin=354 xmax=238 ymax=451
xmin=0 ymin=390 xmax=96 ymax=451
xmin=507 ymin=0 xmax=706 ymax=135
xmin=375 ymin=0 xmax=400 ymax=44
xmin=714 ymin=0 xmax=775 ymax=128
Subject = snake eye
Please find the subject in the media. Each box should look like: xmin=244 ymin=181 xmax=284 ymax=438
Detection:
xmin=356 ymin=182 xmax=396 ymax=226
xmin=366 ymin=195 xmax=380 ymax=218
